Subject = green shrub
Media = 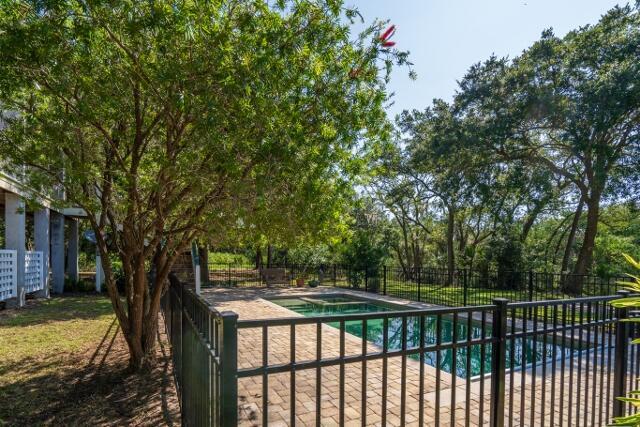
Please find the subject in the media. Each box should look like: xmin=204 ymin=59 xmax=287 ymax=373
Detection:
xmin=611 ymin=254 xmax=640 ymax=426
xmin=208 ymin=251 xmax=252 ymax=265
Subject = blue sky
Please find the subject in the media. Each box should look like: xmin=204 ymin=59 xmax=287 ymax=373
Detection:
xmin=351 ymin=0 xmax=626 ymax=118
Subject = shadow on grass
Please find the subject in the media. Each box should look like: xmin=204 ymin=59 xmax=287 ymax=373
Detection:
xmin=0 ymin=317 xmax=179 ymax=426
xmin=0 ymin=295 xmax=114 ymax=328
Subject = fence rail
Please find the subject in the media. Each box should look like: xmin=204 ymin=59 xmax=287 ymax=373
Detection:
xmin=162 ymin=276 xmax=640 ymax=426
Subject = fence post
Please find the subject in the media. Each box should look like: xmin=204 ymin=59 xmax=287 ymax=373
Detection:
xmin=613 ymin=290 xmax=631 ymax=419
xmin=333 ymin=263 xmax=337 ymax=287
xmin=383 ymin=266 xmax=387 ymax=295
xmin=220 ymin=311 xmax=239 ymax=427
xmin=417 ymin=266 xmax=421 ymax=302
xmin=490 ymin=298 xmax=508 ymax=427
xmin=365 ymin=268 xmax=368 ymax=292
xmin=528 ymin=271 xmax=534 ymax=302
xmin=463 ymin=269 xmax=468 ymax=306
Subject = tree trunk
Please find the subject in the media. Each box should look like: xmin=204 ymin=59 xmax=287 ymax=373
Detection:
xmin=267 ymin=244 xmax=273 ymax=267
xmin=255 ymin=246 xmax=262 ymax=269
xmin=414 ymin=237 xmax=423 ymax=267
xmin=394 ymin=246 xmax=408 ymax=278
xmin=468 ymin=249 xmax=476 ymax=272
xmin=446 ymin=205 xmax=455 ymax=284
xmin=94 ymin=229 xmax=184 ymax=372
xmin=199 ymin=245 xmax=209 ymax=284
xmin=396 ymin=218 xmax=412 ymax=272
xmin=560 ymin=197 xmax=584 ymax=274
xmin=457 ymin=219 xmax=466 ymax=253
xmin=566 ymin=192 xmax=601 ymax=294
xmin=126 ymin=251 xmax=181 ymax=371
xmin=573 ymin=196 xmax=600 ymax=275
xmin=520 ymin=198 xmax=547 ymax=243
xmin=127 ymin=257 xmax=146 ymax=367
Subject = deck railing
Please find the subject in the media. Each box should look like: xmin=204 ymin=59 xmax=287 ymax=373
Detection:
xmin=0 ymin=249 xmax=17 ymax=301
xmin=24 ymin=250 xmax=44 ymax=293
xmin=0 ymin=249 xmax=45 ymax=302
xmin=162 ymin=277 xmax=640 ymax=426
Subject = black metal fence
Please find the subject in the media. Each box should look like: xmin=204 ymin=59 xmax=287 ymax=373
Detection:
xmin=161 ymin=276 xmax=238 ymax=427
xmin=338 ymin=266 xmax=629 ymax=308
xmin=207 ymin=263 xmax=628 ymax=307
xmin=162 ymin=277 xmax=640 ymax=426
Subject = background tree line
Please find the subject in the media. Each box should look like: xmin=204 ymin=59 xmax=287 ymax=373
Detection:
xmin=367 ymin=4 xmax=640 ymax=293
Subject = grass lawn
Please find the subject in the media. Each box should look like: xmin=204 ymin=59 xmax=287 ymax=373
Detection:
xmin=0 ymin=295 xmax=180 ymax=426
xmin=377 ymin=281 xmax=520 ymax=305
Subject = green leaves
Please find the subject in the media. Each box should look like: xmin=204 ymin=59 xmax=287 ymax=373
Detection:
xmin=0 ymin=0 xmax=410 ymax=249
xmin=612 ymin=255 xmax=640 ymax=309
xmin=611 ymin=254 xmax=640 ymax=426
xmin=623 ymin=254 xmax=640 ymax=271
xmin=0 ymin=0 xmax=409 ymax=367
xmin=452 ymin=5 xmax=640 ymax=280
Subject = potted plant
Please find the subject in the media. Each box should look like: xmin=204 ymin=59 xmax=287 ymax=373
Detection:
xmin=296 ymin=275 xmax=306 ymax=287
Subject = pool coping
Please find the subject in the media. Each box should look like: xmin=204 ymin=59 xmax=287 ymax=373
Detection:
xmin=264 ymin=291 xmax=424 ymax=312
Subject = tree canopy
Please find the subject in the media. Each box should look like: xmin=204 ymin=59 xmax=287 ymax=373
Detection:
xmin=456 ymin=5 xmax=640 ymax=286
xmin=0 ymin=0 xmax=409 ymax=368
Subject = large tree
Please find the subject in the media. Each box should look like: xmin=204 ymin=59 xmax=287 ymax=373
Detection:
xmin=399 ymin=100 xmax=476 ymax=282
xmin=0 ymin=0 xmax=407 ymax=369
xmin=456 ymin=5 xmax=640 ymax=291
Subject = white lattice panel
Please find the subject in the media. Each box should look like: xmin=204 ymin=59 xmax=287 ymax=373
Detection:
xmin=24 ymin=250 xmax=44 ymax=293
xmin=0 ymin=250 xmax=17 ymax=301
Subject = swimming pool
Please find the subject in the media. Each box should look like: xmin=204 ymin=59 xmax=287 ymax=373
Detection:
xmin=270 ymin=294 xmax=578 ymax=378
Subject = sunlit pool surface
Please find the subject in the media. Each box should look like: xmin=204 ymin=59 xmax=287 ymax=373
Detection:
xmin=271 ymin=295 xmax=579 ymax=378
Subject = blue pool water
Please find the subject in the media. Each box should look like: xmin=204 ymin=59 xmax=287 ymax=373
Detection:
xmin=270 ymin=295 xmax=577 ymax=377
